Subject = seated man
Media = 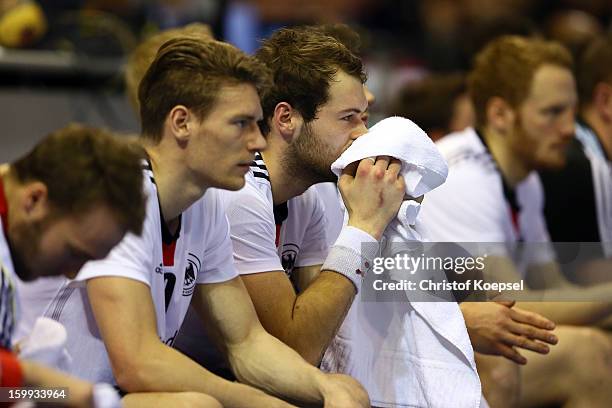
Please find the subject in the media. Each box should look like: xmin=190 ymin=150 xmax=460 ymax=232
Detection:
xmin=17 ymin=37 xmax=369 ymax=408
xmin=539 ymin=34 xmax=612 ymax=285
xmin=419 ymin=35 xmax=612 ymax=407
xmin=389 ymin=72 xmax=475 ymax=141
xmin=1 ymin=124 xmax=147 ymax=407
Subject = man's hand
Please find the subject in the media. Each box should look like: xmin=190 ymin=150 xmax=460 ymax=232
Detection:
xmin=461 ymin=301 xmax=558 ymax=365
xmin=339 ymin=156 xmax=405 ymax=240
xmin=319 ymin=373 xmax=370 ymax=408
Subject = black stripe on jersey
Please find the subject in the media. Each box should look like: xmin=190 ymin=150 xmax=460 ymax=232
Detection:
xmin=474 ymin=129 xmax=524 ymax=239
xmin=250 ymin=152 xmax=270 ymax=182
xmin=273 ymin=202 xmax=289 ymax=226
xmin=539 ymin=137 xmax=601 ymax=243
xmin=252 ymin=171 xmax=270 ymax=181
xmin=252 ymin=152 xmax=268 ymax=169
xmin=50 ymin=286 xmax=75 ymax=321
xmin=0 ymin=267 xmax=9 ymax=348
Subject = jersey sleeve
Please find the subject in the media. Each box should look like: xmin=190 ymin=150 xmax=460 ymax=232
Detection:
xmin=295 ymin=190 xmax=329 ymax=267
xmin=418 ymin=161 xmax=510 ymax=257
xmin=221 ymin=185 xmax=284 ymax=274
xmin=196 ymin=190 xmax=239 ymax=284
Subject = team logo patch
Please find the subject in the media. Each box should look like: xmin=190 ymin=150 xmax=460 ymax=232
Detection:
xmin=281 ymin=243 xmax=299 ymax=277
xmin=182 ymin=253 xmax=201 ymax=296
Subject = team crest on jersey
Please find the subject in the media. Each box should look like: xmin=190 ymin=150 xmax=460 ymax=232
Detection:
xmin=182 ymin=253 xmax=201 ymax=296
xmin=281 ymin=243 xmax=299 ymax=277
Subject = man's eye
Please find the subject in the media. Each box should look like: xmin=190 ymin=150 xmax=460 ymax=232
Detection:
xmin=341 ymin=115 xmax=353 ymax=121
xmin=544 ymin=107 xmax=564 ymax=117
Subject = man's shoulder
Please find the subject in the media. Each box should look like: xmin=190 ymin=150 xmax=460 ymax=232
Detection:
xmin=436 ymin=128 xmax=496 ymax=173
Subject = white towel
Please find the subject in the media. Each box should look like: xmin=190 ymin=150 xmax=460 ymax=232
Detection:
xmin=17 ymin=317 xmax=72 ymax=372
xmin=323 ymin=117 xmax=483 ymax=407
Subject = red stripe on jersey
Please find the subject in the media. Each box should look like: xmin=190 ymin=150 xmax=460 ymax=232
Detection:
xmin=0 ymin=348 xmax=23 ymax=387
xmin=510 ymin=208 xmax=520 ymax=238
xmin=0 ymin=176 xmax=8 ymax=235
xmin=162 ymin=241 xmax=177 ymax=266
xmin=275 ymin=224 xmax=281 ymax=247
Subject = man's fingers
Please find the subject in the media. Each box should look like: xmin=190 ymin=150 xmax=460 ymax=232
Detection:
xmin=373 ymin=155 xmax=391 ymax=172
xmin=507 ymin=321 xmax=558 ymax=345
xmin=495 ymin=300 xmax=516 ymax=308
xmin=509 ymin=307 xmax=556 ymax=330
xmin=497 ymin=344 xmax=527 ymax=365
xmin=500 ymin=331 xmax=550 ymax=354
xmin=341 ymin=161 xmax=361 ymax=178
xmin=386 ymin=159 xmax=402 ymax=178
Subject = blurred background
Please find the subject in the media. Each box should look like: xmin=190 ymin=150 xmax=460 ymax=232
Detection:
xmin=1 ymin=0 xmax=611 ymax=162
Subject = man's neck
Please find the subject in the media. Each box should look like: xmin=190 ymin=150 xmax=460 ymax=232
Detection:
xmin=145 ymin=145 xmax=208 ymax=227
xmin=582 ymin=108 xmax=612 ymax=160
xmin=260 ymin=141 xmax=317 ymax=205
xmin=481 ymin=127 xmax=530 ymax=188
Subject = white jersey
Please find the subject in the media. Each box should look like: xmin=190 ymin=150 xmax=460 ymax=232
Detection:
xmin=220 ymin=152 xmax=329 ymax=277
xmin=0 ymin=196 xmax=18 ymax=349
xmin=313 ymin=182 xmax=345 ymax=248
xmin=174 ymin=153 xmax=329 ymax=369
xmin=16 ymin=163 xmax=238 ymax=383
xmin=419 ymin=127 xmax=554 ymax=266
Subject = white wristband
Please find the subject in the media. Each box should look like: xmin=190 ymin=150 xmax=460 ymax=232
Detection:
xmin=322 ymin=226 xmax=379 ymax=292
xmin=92 ymin=383 xmax=122 ymax=408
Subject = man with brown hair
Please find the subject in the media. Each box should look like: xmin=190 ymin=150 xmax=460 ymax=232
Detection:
xmin=1 ymin=124 xmax=147 ymax=407
xmin=20 ymin=37 xmax=370 ymax=407
xmin=419 ymin=35 xmax=612 ymax=407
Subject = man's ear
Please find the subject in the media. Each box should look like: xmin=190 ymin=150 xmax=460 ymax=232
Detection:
xmin=167 ymin=105 xmax=192 ymax=145
xmin=272 ymin=102 xmax=303 ymax=143
xmin=20 ymin=181 xmax=49 ymax=221
xmin=485 ymin=97 xmax=515 ymax=134
xmin=593 ymin=82 xmax=612 ymax=122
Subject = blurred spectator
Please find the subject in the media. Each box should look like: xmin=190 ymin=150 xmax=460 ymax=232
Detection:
xmin=545 ymin=9 xmax=604 ymax=61
xmin=389 ymin=73 xmax=474 ymax=141
xmin=0 ymin=0 xmax=47 ymax=48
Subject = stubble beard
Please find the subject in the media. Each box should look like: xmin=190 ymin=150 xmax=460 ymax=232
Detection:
xmin=8 ymin=218 xmax=46 ymax=282
xmin=282 ymin=125 xmax=338 ymax=185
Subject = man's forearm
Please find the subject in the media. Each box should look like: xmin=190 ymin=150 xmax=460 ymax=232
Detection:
xmin=20 ymin=360 xmax=94 ymax=408
xmin=116 ymin=340 xmax=289 ymax=407
xmin=279 ymin=271 xmax=355 ymax=364
xmin=516 ymin=301 xmax=612 ymax=326
xmin=227 ymin=325 xmax=327 ymax=405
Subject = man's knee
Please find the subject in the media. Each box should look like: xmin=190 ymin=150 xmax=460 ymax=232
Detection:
xmin=559 ymin=327 xmax=612 ymax=387
xmin=476 ymin=354 xmax=520 ymax=407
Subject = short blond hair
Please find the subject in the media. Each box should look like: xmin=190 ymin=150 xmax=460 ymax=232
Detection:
xmin=125 ymin=23 xmax=213 ymax=112
xmin=468 ymin=35 xmax=573 ymax=126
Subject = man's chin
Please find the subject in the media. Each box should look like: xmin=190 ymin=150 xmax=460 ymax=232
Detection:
xmin=14 ymin=266 xmax=38 ymax=282
xmin=215 ymin=178 xmax=246 ymax=191
xmin=535 ymin=156 xmax=567 ymax=171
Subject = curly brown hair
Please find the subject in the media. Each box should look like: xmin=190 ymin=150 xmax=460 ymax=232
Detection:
xmin=255 ymin=27 xmax=366 ymax=135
